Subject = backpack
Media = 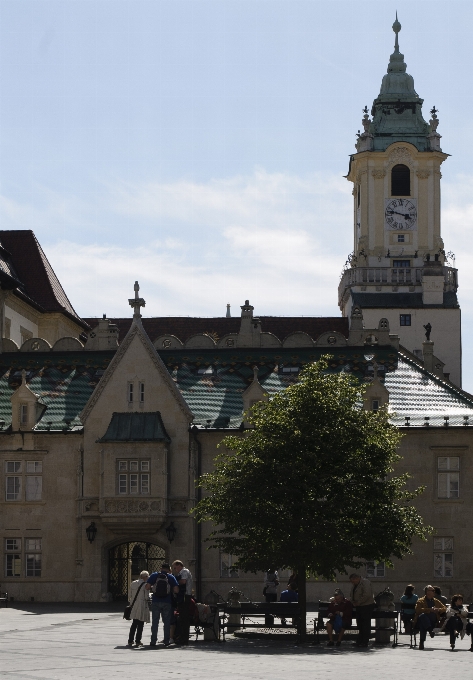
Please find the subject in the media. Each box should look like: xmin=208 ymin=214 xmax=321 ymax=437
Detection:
xmin=152 ymin=572 xmax=171 ymax=597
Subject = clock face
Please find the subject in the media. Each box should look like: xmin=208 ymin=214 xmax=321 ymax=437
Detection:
xmin=385 ymin=198 xmax=417 ymax=230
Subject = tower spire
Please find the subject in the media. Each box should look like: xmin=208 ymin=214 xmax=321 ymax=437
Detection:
xmin=393 ymin=12 xmax=401 ymax=53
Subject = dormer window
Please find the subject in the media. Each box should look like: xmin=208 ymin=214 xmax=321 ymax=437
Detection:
xmin=391 ymin=164 xmax=410 ymax=196
xmin=20 ymin=404 xmax=28 ymax=426
xmin=139 ymin=382 xmax=145 ymax=403
xmin=127 ymin=383 xmax=134 ymax=403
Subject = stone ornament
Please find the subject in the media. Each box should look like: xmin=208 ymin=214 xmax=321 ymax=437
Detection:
xmin=105 ymin=499 xmax=162 ymax=513
xmin=371 ymin=169 xmax=387 ymax=179
xmin=416 ymin=169 xmax=431 ymax=179
xmin=386 ymin=147 xmax=413 ymax=168
xmin=225 ymin=338 xmax=235 ymax=347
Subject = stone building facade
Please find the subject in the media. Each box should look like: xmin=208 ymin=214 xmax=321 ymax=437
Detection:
xmin=2 ymin=17 xmax=473 ymax=603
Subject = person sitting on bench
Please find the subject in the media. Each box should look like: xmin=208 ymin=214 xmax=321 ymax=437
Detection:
xmin=412 ymin=585 xmax=447 ymax=650
xmin=400 ymin=584 xmax=418 ymax=634
xmin=441 ymin=594 xmax=468 ymax=650
xmin=326 ymin=589 xmax=353 ymax=647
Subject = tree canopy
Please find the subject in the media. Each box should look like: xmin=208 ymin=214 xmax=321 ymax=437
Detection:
xmin=194 ymin=357 xmax=431 ymax=634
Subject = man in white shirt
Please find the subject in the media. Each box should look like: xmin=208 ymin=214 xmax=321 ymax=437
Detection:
xmin=172 ymin=560 xmax=193 ymax=645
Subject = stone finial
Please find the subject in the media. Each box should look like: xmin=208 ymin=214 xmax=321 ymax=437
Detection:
xmin=392 ymin=12 xmax=401 ymax=52
xmin=362 ymin=106 xmax=371 ymax=133
xmin=252 ymin=365 xmax=259 ymax=382
xmin=226 ymin=303 xmax=231 ymax=318
xmin=430 ymin=106 xmax=439 ymax=132
xmin=128 ymin=281 xmax=146 ymax=320
xmin=21 ymin=369 xmax=26 ymax=386
xmin=423 ymin=323 xmax=432 ymax=341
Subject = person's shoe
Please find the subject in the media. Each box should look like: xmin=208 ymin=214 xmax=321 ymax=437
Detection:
xmin=419 ymin=642 xmax=424 ymax=650
xmin=327 ymin=640 xmax=334 ymax=646
xmin=169 ymin=638 xmax=174 ymax=644
xmin=429 ymin=631 xmax=435 ymax=638
xmin=335 ymin=641 xmax=341 ymax=647
xmin=127 ymin=642 xmax=133 ymax=647
xmin=135 ymin=642 xmax=143 ymax=647
xmin=149 ymin=642 xmax=156 ymax=647
xmin=163 ymin=642 xmax=171 ymax=647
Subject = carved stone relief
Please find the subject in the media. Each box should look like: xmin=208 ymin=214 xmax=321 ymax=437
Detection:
xmin=386 ymin=147 xmax=414 ymax=168
xmin=170 ymin=500 xmax=187 ymax=512
xmin=416 ymin=169 xmax=431 ymax=179
xmin=371 ymin=169 xmax=386 ymax=179
xmin=105 ymin=499 xmax=162 ymax=513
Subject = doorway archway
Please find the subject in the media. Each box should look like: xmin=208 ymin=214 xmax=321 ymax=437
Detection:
xmin=108 ymin=541 xmax=166 ymax=600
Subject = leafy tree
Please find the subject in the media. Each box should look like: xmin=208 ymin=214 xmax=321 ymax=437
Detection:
xmin=194 ymin=357 xmax=431 ymax=637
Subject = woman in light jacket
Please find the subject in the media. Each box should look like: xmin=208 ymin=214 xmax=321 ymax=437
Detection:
xmin=127 ymin=570 xmax=150 ymax=647
xmin=441 ymin=594 xmax=468 ymax=650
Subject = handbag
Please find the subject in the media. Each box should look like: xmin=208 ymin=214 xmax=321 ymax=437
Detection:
xmin=123 ymin=581 xmax=145 ymax=620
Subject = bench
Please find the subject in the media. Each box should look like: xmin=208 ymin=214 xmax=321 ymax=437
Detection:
xmin=409 ymin=606 xmax=473 ymax=649
xmin=222 ymin=602 xmax=301 ymax=640
xmin=0 ymin=592 xmax=7 ymax=608
xmin=315 ymin=601 xmax=399 ymax=647
xmin=190 ymin=604 xmax=222 ymax=642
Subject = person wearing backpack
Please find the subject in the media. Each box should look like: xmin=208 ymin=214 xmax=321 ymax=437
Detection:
xmin=146 ymin=563 xmax=179 ymax=647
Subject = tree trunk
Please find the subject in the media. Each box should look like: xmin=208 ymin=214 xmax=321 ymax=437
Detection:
xmin=297 ymin=565 xmax=307 ymax=639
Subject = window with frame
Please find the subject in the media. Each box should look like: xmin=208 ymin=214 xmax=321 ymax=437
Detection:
xmin=434 ymin=537 xmax=453 ymax=577
xmin=393 ymin=260 xmax=410 ymax=268
xmin=220 ymin=553 xmax=239 ymax=578
xmin=5 ymin=538 xmax=21 ymax=577
xmin=117 ymin=460 xmax=150 ymax=495
xmin=6 ymin=461 xmax=21 ymax=501
xmin=366 ymin=561 xmax=385 ymax=578
xmin=127 ymin=382 xmax=134 ymax=403
xmin=5 ymin=460 xmax=42 ymax=501
xmin=397 ymin=234 xmax=405 ymax=243
xmin=139 ymin=382 xmax=145 ymax=403
xmin=372 ymin=400 xmax=380 ymax=412
xmin=391 ymin=164 xmax=411 ymax=196
xmin=437 ymin=457 xmax=459 ymax=498
xmin=25 ymin=538 xmax=42 ymax=577
xmin=400 ymin=314 xmax=411 ymax=326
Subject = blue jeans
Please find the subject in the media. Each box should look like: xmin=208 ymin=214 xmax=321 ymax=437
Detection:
xmin=150 ymin=601 xmax=172 ymax=644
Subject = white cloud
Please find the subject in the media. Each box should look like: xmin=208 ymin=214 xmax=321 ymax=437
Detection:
xmin=44 ymin=169 xmax=352 ymax=319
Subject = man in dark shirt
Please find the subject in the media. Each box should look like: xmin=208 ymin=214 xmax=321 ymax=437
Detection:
xmin=146 ymin=563 xmax=179 ymax=647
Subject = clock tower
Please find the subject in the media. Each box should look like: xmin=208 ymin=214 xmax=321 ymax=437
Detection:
xmin=339 ymin=15 xmax=461 ymax=385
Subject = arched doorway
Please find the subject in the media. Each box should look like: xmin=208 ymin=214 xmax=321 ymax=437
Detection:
xmin=108 ymin=542 xmax=166 ymax=600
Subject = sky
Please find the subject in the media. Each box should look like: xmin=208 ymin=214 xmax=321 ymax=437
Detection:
xmin=1 ymin=0 xmax=473 ymax=386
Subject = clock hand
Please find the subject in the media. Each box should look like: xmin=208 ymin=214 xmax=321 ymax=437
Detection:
xmin=386 ymin=210 xmax=414 ymax=219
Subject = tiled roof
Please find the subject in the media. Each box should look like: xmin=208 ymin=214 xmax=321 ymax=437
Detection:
xmin=0 ymin=345 xmax=471 ymax=433
xmin=82 ymin=316 xmax=349 ymax=344
xmin=98 ymin=412 xmax=170 ymax=442
xmin=0 ymin=230 xmax=88 ymax=328
xmin=0 ymin=351 xmax=114 ymax=431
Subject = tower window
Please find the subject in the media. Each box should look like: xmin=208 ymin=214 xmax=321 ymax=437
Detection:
xmin=391 ymin=164 xmax=410 ymax=196
xmin=393 ymin=260 xmax=410 ymax=267
xmin=400 ymin=314 xmax=411 ymax=326
xmin=397 ymin=234 xmax=405 ymax=242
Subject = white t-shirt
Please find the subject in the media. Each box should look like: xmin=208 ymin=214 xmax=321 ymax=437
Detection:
xmin=178 ymin=567 xmax=193 ymax=596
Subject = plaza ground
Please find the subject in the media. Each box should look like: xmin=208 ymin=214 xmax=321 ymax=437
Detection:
xmin=0 ymin=603 xmax=472 ymax=679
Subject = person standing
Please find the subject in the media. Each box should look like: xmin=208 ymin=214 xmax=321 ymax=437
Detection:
xmin=127 ymin=570 xmax=150 ymax=647
xmin=146 ymin=563 xmax=179 ymax=647
xmin=263 ymin=569 xmax=279 ymax=626
xmin=348 ymin=573 xmax=375 ymax=648
xmin=172 ymin=560 xmax=193 ymax=645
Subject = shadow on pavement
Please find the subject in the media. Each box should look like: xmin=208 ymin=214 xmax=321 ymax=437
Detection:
xmin=4 ymin=602 xmax=125 ymax=615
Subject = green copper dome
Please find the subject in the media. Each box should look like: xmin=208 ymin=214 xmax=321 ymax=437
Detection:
xmin=368 ymin=15 xmax=431 ymax=152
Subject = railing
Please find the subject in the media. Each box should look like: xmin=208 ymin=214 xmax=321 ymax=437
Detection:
xmin=338 ymin=266 xmax=458 ymax=305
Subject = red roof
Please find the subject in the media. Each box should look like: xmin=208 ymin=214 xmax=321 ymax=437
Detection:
xmin=0 ymin=230 xmax=88 ymax=329
xmin=82 ymin=316 xmax=349 ymax=344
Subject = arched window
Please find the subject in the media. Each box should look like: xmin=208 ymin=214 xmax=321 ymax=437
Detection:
xmin=391 ymin=164 xmax=410 ymax=196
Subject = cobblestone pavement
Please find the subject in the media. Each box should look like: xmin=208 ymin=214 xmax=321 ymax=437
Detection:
xmin=1 ymin=604 xmax=472 ymax=680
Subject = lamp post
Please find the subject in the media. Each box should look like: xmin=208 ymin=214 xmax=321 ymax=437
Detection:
xmin=85 ymin=522 xmax=97 ymax=543
xmin=165 ymin=521 xmax=177 ymax=544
